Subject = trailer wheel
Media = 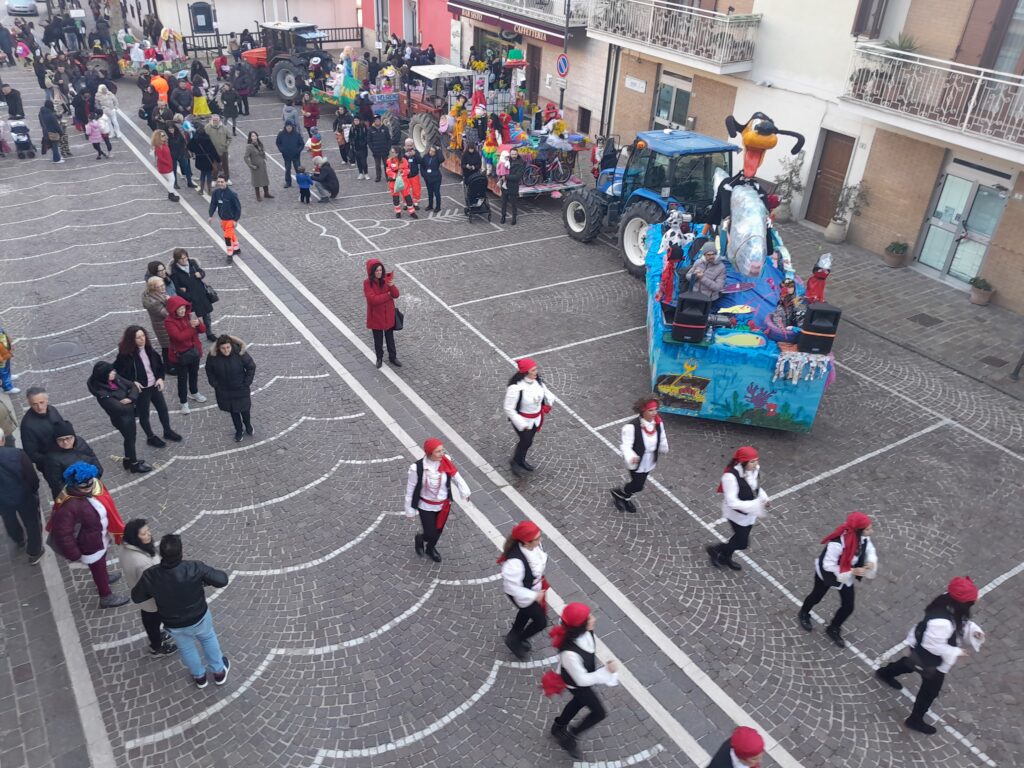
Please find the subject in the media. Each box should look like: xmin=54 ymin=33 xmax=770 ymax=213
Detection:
xmin=409 ymin=112 xmax=442 ymax=155
xmin=617 ymin=199 xmax=664 ymax=278
xmin=562 ymin=189 xmax=607 ymax=243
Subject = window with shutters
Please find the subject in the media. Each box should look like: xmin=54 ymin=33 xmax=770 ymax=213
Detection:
xmin=993 ymin=0 xmax=1024 ymax=74
xmin=851 ymin=0 xmax=890 ymax=39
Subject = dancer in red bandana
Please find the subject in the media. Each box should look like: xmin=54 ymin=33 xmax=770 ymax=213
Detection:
xmin=797 ymin=512 xmax=878 ymax=647
xmin=708 ymin=726 xmax=764 ymax=767
xmin=502 ymin=358 xmax=552 ymax=476
xmin=706 ymin=446 xmax=770 ymax=571
xmin=498 ymin=520 xmax=548 ymax=660
xmin=876 ymin=576 xmax=984 ymax=734
xmin=610 ymin=394 xmax=669 ymax=514
xmin=404 ymin=438 xmax=471 ymax=563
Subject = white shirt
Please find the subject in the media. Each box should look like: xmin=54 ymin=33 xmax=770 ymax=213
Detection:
xmin=904 ymin=618 xmax=965 ymax=674
xmin=404 ymin=457 xmax=471 ymax=517
xmin=79 ymin=497 xmax=109 ymax=564
xmin=620 ymin=419 xmax=669 ymax=474
xmin=501 ymin=544 xmax=547 ymax=608
xmin=503 ymin=378 xmax=551 ymax=431
xmin=814 ymin=534 xmax=878 ymax=586
xmin=729 ymin=750 xmax=747 ymax=768
xmin=559 ymin=631 xmax=619 ymax=688
xmin=719 ymin=468 xmax=768 ymax=526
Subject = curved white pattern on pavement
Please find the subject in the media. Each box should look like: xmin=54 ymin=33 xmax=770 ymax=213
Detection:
xmin=4 ymin=283 xmax=139 ymax=311
xmin=123 ymin=575 xmax=506 ymax=751
xmin=0 ymin=243 xmax=213 ymax=277
xmin=0 ymin=213 xmax=177 ymax=243
xmin=2 ymin=199 xmax=167 ymax=226
xmin=304 ymin=213 xmax=349 ymax=255
xmin=12 ymin=348 xmax=117 ymax=380
xmin=2 ymin=184 xmax=156 ymax=208
xmin=574 ymin=745 xmax=667 ymax=768
xmin=246 ymin=341 xmax=303 ymax=348
xmin=307 ymin=656 xmax=556 ymax=765
xmin=106 ymin=414 xmax=377 ymax=493
xmin=19 ymin=171 xmax=142 ymax=192
xmin=215 ymin=314 xmax=273 ymax=320
xmin=19 ymin=310 xmax=143 ymax=341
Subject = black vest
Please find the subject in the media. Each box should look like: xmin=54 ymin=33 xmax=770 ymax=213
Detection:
xmin=504 ymin=542 xmax=537 ymax=605
xmin=410 ymin=458 xmax=452 ymax=511
xmin=559 ymin=631 xmax=597 ymax=688
xmin=631 ymin=417 xmax=663 ymax=467
xmin=817 ymin=535 xmax=867 ymax=588
xmin=913 ymin=608 xmax=959 ymax=669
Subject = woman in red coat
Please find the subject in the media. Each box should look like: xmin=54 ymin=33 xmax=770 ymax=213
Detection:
xmin=150 ymin=129 xmax=180 ymax=202
xmin=163 ymin=295 xmax=207 ymax=414
xmin=364 ymin=258 xmax=401 ymax=369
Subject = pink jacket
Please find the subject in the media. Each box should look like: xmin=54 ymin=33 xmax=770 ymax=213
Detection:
xmin=85 ymin=120 xmax=105 ymax=142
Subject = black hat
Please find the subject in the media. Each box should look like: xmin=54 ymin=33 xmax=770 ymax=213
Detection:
xmin=54 ymin=421 xmax=76 ymax=439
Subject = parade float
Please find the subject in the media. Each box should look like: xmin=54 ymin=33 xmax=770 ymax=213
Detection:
xmin=643 ymin=114 xmax=839 ymax=433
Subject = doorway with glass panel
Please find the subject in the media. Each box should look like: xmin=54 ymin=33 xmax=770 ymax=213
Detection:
xmin=915 ymin=159 xmax=1012 ymax=283
xmin=653 ymin=72 xmax=692 ymax=131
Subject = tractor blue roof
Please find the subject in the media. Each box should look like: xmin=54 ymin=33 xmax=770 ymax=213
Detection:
xmin=637 ymin=130 xmax=739 ymax=157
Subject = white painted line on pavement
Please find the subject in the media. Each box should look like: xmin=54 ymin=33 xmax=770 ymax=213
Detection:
xmin=18 ymin=309 xmax=143 ymax=341
xmin=4 ymin=282 xmax=138 ymax=311
xmin=0 ymin=234 xmax=208 ymax=268
xmin=835 ymin=361 xmax=1023 ymax=464
xmin=594 ymin=415 xmax=634 ymax=431
xmin=1 ymin=198 xmax=168 ymax=226
xmin=12 ymin=348 xmax=117 ymax=380
xmin=399 ymin=234 xmax=567 ymax=266
xmin=770 ymin=420 xmax=952 ymax=501
xmin=449 ymin=269 xmax=627 ymax=308
xmin=332 ymin=209 xmax=380 ymax=252
xmin=17 ymin=171 xmax=141 ymax=191
xmin=517 ymin=325 xmax=646 ymax=359
xmin=216 ymin=313 xmax=273 ymax=320
xmin=0 ymin=184 xmax=157 ymax=208
xmin=0 ymin=212 xmax=175 ymax=242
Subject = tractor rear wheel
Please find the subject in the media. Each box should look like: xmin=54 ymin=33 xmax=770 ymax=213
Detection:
xmin=562 ymin=189 xmax=607 ymax=243
xmin=617 ymin=199 xmax=664 ymax=278
xmin=381 ymin=111 xmax=402 ymax=146
xmin=271 ymin=60 xmax=301 ymax=102
xmin=409 ymin=112 xmax=442 ymax=155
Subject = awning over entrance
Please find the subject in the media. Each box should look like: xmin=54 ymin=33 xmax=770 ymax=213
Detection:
xmin=447 ymin=0 xmax=568 ymax=46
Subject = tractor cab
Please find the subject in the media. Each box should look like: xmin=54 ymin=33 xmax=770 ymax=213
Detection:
xmin=244 ymin=21 xmax=334 ymax=101
xmin=257 ymin=22 xmax=327 ymax=54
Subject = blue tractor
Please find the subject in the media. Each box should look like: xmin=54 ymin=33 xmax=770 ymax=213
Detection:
xmin=561 ymin=129 xmax=738 ymax=277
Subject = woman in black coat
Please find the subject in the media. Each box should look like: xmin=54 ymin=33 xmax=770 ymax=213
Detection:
xmin=187 ymin=125 xmax=218 ymax=195
xmin=87 ymin=362 xmax=152 ymax=473
xmin=205 ymin=335 xmax=256 ymax=442
xmin=168 ymin=247 xmax=215 ymax=340
xmin=140 ymin=84 xmax=159 ymax=131
xmin=114 ymin=326 xmax=182 ymax=450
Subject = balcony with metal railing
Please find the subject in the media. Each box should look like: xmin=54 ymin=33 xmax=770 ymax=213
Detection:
xmin=465 ymin=0 xmax=592 ymax=28
xmin=586 ymin=0 xmax=761 ymax=75
xmin=842 ymin=42 xmax=1024 ymax=159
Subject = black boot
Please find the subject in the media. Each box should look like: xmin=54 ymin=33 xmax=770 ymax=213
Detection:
xmin=168 ymin=191 xmax=180 ymax=202
xmin=551 ymin=724 xmax=582 ymax=759
xmin=705 ymin=544 xmax=722 ymax=569
xmin=128 ymin=460 xmax=153 ymax=474
xmin=825 ymin=625 xmax=846 ymax=648
xmin=426 ymin=547 xmax=442 ymax=563
xmin=388 ymin=356 xmax=402 ymax=368
xmin=798 ymin=611 xmax=813 ymax=631
xmin=414 ymin=534 xmax=424 ymax=556
xmin=504 ymin=631 xmax=527 ymax=660
xmin=905 ymin=717 xmax=937 ymax=735
xmin=875 ymin=669 xmax=903 ymax=690
xmin=375 ymin=356 xmax=383 ymax=369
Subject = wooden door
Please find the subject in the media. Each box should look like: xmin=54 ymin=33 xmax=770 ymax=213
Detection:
xmin=805 ymin=131 xmax=855 ymax=227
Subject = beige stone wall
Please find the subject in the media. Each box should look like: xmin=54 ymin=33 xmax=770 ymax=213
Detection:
xmin=612 ymin=55 xmax=658 ymax=138
xmin=689 ymin=75 xmax=737 ymax=141
xmin=846 ymin=129 xmax=946 ymax=256
xmin=982 ymin=174 xmax=1024 ymax=313
xmin=728 ymin=0 xmax=756 ymax=14
xmin=900 ymin=0 xmax=972 ymax=59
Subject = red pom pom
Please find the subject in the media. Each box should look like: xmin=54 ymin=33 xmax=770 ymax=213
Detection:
xmin=541 ymin=670 xmax=567 ymax=697
xmin=549 ymin=624 xmax=567 ymax=650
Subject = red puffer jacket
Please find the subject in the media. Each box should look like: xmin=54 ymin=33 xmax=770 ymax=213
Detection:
xmin=50 ymin=494 xmax=106 ymax=562
xmin=155 ymin=143 xmax=174 ymax=174
xmin=163 ymin=295 xmax=205 ymax=363
xmin=363 ymin=258 xmax=399 ymax=331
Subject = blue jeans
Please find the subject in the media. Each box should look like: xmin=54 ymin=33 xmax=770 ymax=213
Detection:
xmin=283 ymin=156 xmax=299 ymax=186
xmin=166 ymin=611 xmax=225 ymax=679
xmin=0 ymin=360 xmax=12 ymax=390
xmin=49 ymin=138 xmax=61 ymax=162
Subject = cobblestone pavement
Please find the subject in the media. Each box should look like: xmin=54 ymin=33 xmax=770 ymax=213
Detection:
xmin=1 ymin=62 xmax=1022 ymax=768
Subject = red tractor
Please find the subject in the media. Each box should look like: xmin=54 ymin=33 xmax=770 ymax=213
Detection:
xmin=241 ymin=21 xmax=335 ymax=102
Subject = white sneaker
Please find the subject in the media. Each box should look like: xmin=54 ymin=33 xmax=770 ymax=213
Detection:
xmin=180 ymin=402 xmax=191 ymax=414
xmin=190 ymin=392 xmax=208 ymax=403
xmin=4 ymin=387 xmax=20 ymax=394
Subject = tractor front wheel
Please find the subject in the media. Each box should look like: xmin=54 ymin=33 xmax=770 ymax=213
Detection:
xmin=617 ymin=199 xmax=664 ymax=278
xmin=562 ymin=189 xmax=607 ymax=243
xmin=271 ymin=60 xmax=301 ymax=102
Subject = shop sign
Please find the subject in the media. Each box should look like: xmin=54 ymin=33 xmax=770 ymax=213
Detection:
xmin=625 ymin=75 xmax=647 ymax=94
xmin=499 ymin=18 xmax=563 ymax=45
xmin=446 ymin=3 xmax=500 ymax=26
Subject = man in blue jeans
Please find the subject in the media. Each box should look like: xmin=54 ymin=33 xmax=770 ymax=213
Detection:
xmin=131 ymin=534 xmax=230 ymax=689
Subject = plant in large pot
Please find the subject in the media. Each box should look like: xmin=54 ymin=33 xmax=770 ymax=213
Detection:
xmin=824 ymin=182 xmax=869 ymax=244
xmin=968 ymin=276 xmax=995 ymax=306
xmin=883 ymin=239 xmax=910 ymax=268
xmin=771 ymin=150 xmax=805 ymax=223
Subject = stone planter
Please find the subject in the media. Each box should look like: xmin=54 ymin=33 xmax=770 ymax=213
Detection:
xmin=969 ymin=286 xmax=994 ymax=306
xmin=883 ymin=248 xmax=910 ymax=268
xmin=823 ymin=219 xmax=848 ymax=244
xmin=773 ymin=201 xmax=792 ymax=223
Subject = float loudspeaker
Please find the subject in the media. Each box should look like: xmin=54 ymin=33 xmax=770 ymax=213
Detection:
xmin=798 ymin=303 xmax=841 ymax=355
xmin=672 ymin=291 xmax=712 ymax=343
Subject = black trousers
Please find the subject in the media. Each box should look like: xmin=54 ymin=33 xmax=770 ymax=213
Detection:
xmin=799 ymin=575 xmax=855 ymax=630
xmin=418 ymin=508 xmax=444 ymax=550
xmin=621 ymin=470 xmax=648 ymax=498
xmin=136 ymin=385 xmax=172 ymax=437
xmin=0 ymin=496 xmax=43 ymax=557
xmin=500 ymin=189 xmax=517 ymax=221
xmin=176 ymin=359 xmax=200 ymax=404
xmin=510 ymin=600 xmax=547 ymax=642
xmin=716 ymin=520 xmax=751 ymax=559
xmin=141 ymin=609 xmax=165 ymax=651
xmin=426 ymin=180 xmax=441 ymax=209
xmin=554 ymin=686 xmax=607 ymax=735
xmin=229 ymin=410 xmax=252 ymax=433
xmin=238 ymin=94 xmax=249 ymax=115
xmin=114 ymin=417 xmax=138 ymax=463
xmin=372 ymin=153 xmax=385 ymax=181
xmin=512 ymin=425 xmax=538 ymax=466
xmin=354 ymin=148 xmax=368 ymax=174
xmin=372 ymin=329 xmax=396 ymax=361
xmin=878 ymin=656 xmax=945 ymax=720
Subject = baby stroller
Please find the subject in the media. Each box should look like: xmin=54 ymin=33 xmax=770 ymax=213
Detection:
xmin=463 ymin=172 xmax=491 ymax=222
xmin=10 ymin=121 xmax=35 ymax=159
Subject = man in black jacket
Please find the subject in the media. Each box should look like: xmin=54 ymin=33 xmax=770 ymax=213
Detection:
xmin=275 ymin=121 xmax=304 ymax=187
xmin=42 ymin=421 xmax=103 ymax=499
xmin=132 ymin=534 xmax=231 ymax=689
xmin=311 ymin=156 xmax=339 ymax=202
xmin=20 ymin=387 xmax=64 ymax=474
xmin=0 ymin=447 xmax=44 ymax=565
xmin=367 ymin=116 xmax=390 ymax=182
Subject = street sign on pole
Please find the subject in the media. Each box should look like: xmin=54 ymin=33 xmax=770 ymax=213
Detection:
xmin=553 ymin=76 xmax=568 ymax=90
xmin=556 ymin=53 xmax=570 ymax=78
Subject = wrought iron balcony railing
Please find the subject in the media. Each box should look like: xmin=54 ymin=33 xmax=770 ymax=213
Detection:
xmin=588 ymin=0 xmax=760 ymax=68
xmin=470 ymin=0 xmax=592 ymax=27
xmin=844 ymin=42 xmax=1024 ymax=147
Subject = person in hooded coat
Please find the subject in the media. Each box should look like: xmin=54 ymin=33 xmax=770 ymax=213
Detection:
xmin=187 ymin=124 xmax=218 ymax=195
xmin=38 ymin=99 xmax=64 ymax=163
xmin=163 ymin=295 xmax=207 ymax=413
xmin=363 ymin=258 xmax=400 ymax=368
xmin=86 ymin=361 xmax=152 ymax=474
xmin=275 ymin=120 xmax=304 ymax=187
xmin=168 ymin=248 xmax=215 ymax=339
xmin=205 ymin=335 xmax=256 ymax=442
xmin=42 ymin=420 xmax=102 ymax=499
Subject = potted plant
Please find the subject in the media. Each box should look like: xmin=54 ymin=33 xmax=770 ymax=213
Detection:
xmin=883 ymin=240 xmax=909 ymax=268
xmin=824 ymin=182 xmax=869 ymax=244
xmin=771 ymin=150 xmax=805 ymax=223
xmin=968 ymin=276 xmax=994 ymax=306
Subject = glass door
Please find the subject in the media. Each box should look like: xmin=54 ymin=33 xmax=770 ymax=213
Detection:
xmin=652 ymin=73 xmax=692 ymax=131
xmin=916 ymin=174 xmax=1007 ymax=282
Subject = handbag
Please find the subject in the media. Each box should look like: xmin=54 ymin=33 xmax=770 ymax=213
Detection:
xmin=205 ymin=284 xmax=220 ymax=303
xmin=137 ymin=107 xmax=148 ymax=120
xmin=176 ymin=346 xmax=200 ymax=367
xmin=393 ymin=172 xmax=405 ymax=193
xmin=392 ymin=308 xmax=404 ymax=331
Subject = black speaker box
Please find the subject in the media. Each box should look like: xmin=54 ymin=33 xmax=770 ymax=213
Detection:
xmin=672 ymin=291 xmax=712 ymax=343
xmin=797 ymin=302 xmax=841 ymax=354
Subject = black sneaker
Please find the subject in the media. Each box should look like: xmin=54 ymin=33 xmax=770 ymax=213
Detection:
xmin=798 ymin=611 xmax=813 ymax=631
xmin=147 ymin=435 xmax=167 ymax=448
xmin=705 ymin=544 xmax=722 ymax=569
xmin=245 ymin=424 xmax=254 ymax=436
xmin=609 ymin=489 xmax=627 ymax=512
xmin=825 ymin=626 xmax=845 ymax=648
xmin=234 ymin=430 xmax=244 ymax=442
xmin=150 ymin=641 xmax=177 ymax=656
xmin=427 ymin=548 xmax=442 ymax=563
xmin=28 ymin=551 xmax=45 ymax=566
xmin=194 ymin=674 xmax=209 ymax=689
xmin=214 ymin=657 xmax=230 ymax=685
xmin=875 ymin=669 xmax=903 ymax=690
xmin=163 ymin=430 xmax=183 ymax=442
xmin=414 ymin=534 xmax=424 ymax=556
xmin=904 ymin=717 xmax=937 ymax=735
xmin=504 ymin=632 xmax=527 ymax=661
